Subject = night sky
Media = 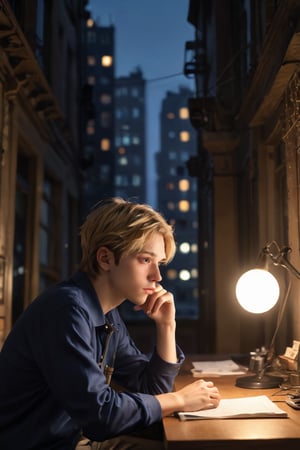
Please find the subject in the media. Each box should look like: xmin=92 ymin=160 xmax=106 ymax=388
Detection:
xmin=86 ymin=0 xmax=194 ymax=205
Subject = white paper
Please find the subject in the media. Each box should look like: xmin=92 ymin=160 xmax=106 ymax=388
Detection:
xmin=191 ymin=359 xmax=247 ymax=376
xmin=177 ymin=395 xmax=288 ymax=420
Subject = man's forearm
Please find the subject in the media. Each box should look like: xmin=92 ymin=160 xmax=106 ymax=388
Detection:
xmin=155 ymin=320 xmax=177 ymax=363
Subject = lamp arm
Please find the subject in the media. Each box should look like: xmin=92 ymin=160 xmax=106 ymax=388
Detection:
xmin=263 ymin=244 xmax=300 ymax=279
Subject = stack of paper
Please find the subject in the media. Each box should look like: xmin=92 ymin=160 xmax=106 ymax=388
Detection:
xmin=177 ymin=395 xmax=288 ymax=421
xmin=191 ymin=359 xmax=247 ymax=377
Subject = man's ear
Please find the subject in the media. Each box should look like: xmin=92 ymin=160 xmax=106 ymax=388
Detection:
xmin=96 ymin=247 xmax=114 ymax=271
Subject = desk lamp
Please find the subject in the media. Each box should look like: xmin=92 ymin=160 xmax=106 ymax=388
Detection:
xmin=235 ymin=241 xmax=300 ymax=388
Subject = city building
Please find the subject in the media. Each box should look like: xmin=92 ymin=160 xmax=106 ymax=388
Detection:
xmin=155 ymin=86 xmax=200 ymax=349
xmin=81 ymin=19 xmax=115 ymax=218
xmin=114 ymin=68 xmax=146 ymax=203
xmin=186 ymin=0 xmax=300 ymax=355
xmin=0 ymin=0 xmax=86 ymax=345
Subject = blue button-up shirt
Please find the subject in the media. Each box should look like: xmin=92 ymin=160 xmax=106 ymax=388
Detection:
xmin=0 ymin=271 xmax=184 ymax=449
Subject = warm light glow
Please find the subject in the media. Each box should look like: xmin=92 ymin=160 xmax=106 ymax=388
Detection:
xmin=235 ymin=269 xmax=280 ymax=313
xmin=179 ymin=270 xmax=191 ymax=281
xmin=179 ymin=107 xmax=189 ymax=119
xmin=179 ymin=242 xmax=190 ymax=253
xmin=100 ymin=139 xmax=110 ymax=151
xmin=101 ymin=55 xmax=113 ymax=67
xmin=180 ymin=131 xmax=190 ymax=142
xmin=178 ymin=200 xmax=190 ymax=212
xmin=179 ymin=179 xmax=190 ymax=191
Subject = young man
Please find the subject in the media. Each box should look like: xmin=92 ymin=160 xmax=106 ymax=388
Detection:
xmin=0 ymin=198 xmax=220 ymax=449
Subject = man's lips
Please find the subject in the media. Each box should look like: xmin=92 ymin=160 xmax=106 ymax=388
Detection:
xmin=143 ymin=288 xmax=155 ymax=295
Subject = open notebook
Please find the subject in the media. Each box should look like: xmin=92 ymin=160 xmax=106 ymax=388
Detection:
xmin=177 ymin=395 xmax=288 ymax=420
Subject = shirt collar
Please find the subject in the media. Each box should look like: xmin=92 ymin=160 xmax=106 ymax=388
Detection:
xmin=70 ymin=271 xmax=107 ymax=327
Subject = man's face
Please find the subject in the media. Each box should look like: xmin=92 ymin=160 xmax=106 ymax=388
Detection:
xmin=108 ymin=232 xmax=166 ymax=306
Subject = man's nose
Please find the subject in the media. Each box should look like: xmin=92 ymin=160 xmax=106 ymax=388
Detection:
xmin=150 ymin=265 xmax=162 ymax=282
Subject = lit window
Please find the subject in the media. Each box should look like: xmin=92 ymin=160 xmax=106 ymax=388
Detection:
xmin=87 ymin=55 xmax=96 ymax=66
xmin=191 ymin=243 xmax=198 ymax=253
xmin=118 ymin=156 xmax=128 ymax=166
xmin=167 ymin=269 xmax=177 ymax=280
xmin=167 ymin=112 xmax=175 ymax=119
xmin=100 ymin=139 xmax=110 ymax=151
xmin=166 ymin=182 xmax=175 ymax=190
xmin=100 ymin=94 xmax=111 ymax=104
xmin=86 ymin=120 xmax=95 ymax=135
xmin=179 ymin=107 xmax=189 ymax=119
xmin=122 ymin=135 xmax=130 ymax=146
xmin=180 ymin=131 xmax=190 ymax=142
xmin=132 ymin=107 xmax=140 ymax=118
xmin=179 ymin=179 xmax=190 ymax=191
xmin=132 ymin=175 xmax=141 ymax=186
xmin=87 ymin=76 xmax=95 ymax=85
xmin=191 ymin=268 xmax=198 ymax=278
xmin=179 ymin=242 xmax=190 ymax=254
xmin=118 ymin=147 xmax=126 ymax=155
xmin=132 ymin=136 xmax=140 ymax=145
xmin=167 ymin=202 xmax=175 ymax=210
xmin=86 ymin=18 xmax=94 ymax=28
xmin=101 ymin=55 xmax=113 ymax=67
xmin=178 ymin=200 xmax=190 ymax=212
xmin=179 ymin=270 xmax=191 ymax=281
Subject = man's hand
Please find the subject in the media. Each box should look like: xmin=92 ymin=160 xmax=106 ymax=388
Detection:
xmin=157 ymin=379 xmax=221 ymax=416
xmin=134 ymin=284 xmax=176 ymax=324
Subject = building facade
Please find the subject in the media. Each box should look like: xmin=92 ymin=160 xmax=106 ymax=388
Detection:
xmin=0 ymin=0 xmax=86 ymax=345
xmin=155 ymin=86 xmax=204 ymax=350
xmin=81 ymin=20 xmax=115 ymax=218
xmin=115 ymin=68 xmax=146 ymax=203
xmin=187 ymin=0 xmax=300 ymax=355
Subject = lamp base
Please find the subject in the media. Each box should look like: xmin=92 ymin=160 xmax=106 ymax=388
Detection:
xmin=236 ymin=374 xmax=283 ymax=389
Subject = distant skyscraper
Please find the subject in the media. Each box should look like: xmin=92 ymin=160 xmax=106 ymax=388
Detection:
xmin=156 ymin=86 xmax=198 ymax=318
xmin=81 ymin=19 xmax=115 ymax=217
xmin=115 ymin=68 xmax=146 ymax=203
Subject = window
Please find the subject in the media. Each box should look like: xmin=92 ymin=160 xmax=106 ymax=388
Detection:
xmin=179 ymin=242 xmax=190 ymax=253
xmin=179 ymin=107 xmax=189 ymax=119
xmin=167 ymin=112 xmax=175 ymax=119
xmin=87 ymin=30 xmax=96 ymax=43
xmin=87 ymin=76 xmax=95 ymax=85
xmin=86 ymin=120 xmax=95 ymax=135
xmin=132 ymin=174 xmax=141 ymax=186
xmin=100 ymin=94 xmax=111 ymax=104
xmin=178 ymin=200 xmax=190 ymax=212
xmin=101 ymin=55 xmax=113 ymax=67
xmin=179 ymin=269 xmax=191 ymax=281
xmin=100 ymin=112 xmax=112 ymax=128
xmin=179 ymin=179 xmax=190 ymax=191
xmin=39 ymin=176 xmax=61 ymax=290
xmin=131 ymin=87 xmax=139 ymax=97
xmin=132 ymin=107 xmax=140 ymax=118
xmin=86 ymin=18 xmax=94 ymax=28
xmin=87 ymin=55 xmax=96 ymax=66
xmin=180 ymin=131 xmax=190 ymax=142
xmin=100 ymin=139 xmax=110 ymax=151
xmin=118 ymin=156 xmax=128 ymax=166
xmin=132 ymin=136 xmax=140 ymax=145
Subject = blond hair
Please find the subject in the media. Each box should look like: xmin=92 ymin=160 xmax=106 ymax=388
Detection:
xmin=79 ymin=197 xmax=176 ymax=278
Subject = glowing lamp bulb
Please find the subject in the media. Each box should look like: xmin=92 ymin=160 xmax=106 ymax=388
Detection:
xmin=235 ymin=269 xmax=280 ymax=313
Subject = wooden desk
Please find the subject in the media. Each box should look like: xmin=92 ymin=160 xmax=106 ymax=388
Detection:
xmin=163 ymin=358 xmax=300 ymax=449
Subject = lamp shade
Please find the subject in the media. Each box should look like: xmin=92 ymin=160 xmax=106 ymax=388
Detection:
xmin=235 ymin=269 xmax=280 ymax=313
